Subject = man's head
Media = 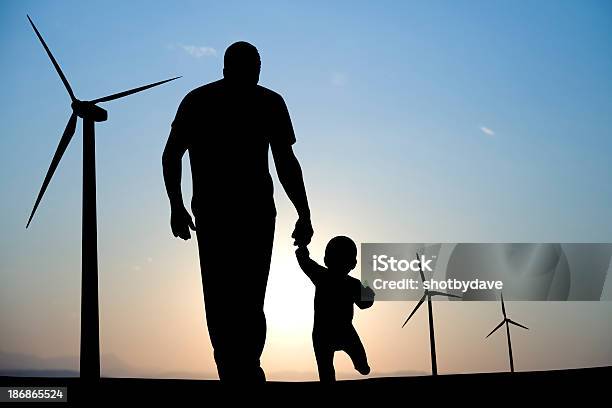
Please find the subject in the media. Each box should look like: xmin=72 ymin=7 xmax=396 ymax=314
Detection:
xmin=324 ymin=236 xmax=358 ymax=274
xmin=223 ymin=41 xmax=261 ymax=87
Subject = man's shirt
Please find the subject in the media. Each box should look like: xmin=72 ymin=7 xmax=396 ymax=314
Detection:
xmin=171 ymin=79 xmax=296 ymax=218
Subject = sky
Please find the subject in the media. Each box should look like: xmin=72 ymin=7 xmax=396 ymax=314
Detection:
xmin=1 ymin=0 xmax=612 ymax=380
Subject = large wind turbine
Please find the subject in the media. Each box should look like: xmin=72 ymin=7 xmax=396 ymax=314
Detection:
xmin=486 ymin=292 xmax=529 ymax=373
xmin=25 ymin=15 xmax=179 ymax=380
xmin=402 ymin=252 xmax=461 ymax=375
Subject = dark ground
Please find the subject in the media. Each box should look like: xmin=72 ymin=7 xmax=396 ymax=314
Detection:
xmin=1 ymin=366 xmax=609 ymax=404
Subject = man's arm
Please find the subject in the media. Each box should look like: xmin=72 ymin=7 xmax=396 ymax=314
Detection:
xmin=271 ymin=143 xmax=313 ymax=246
xmin=162 ymin=126 xmax=195 ymax=240
xmin=270 ymin=94 xmax=313 ymax=246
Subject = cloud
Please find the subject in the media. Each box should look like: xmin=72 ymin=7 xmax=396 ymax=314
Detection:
xmin=331 ymin=72 xmax=348 ymax=87
xmin=480 ymin=126 xmax=495 ymax=136
xmin=180 ymin=44 xmax=217 ymax=58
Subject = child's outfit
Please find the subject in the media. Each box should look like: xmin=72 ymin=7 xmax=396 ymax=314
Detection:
xmin=296 ymin=246 xmax=374 ymax=382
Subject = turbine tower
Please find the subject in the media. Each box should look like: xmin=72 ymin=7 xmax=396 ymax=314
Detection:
xmin=402 ymin=252 xmax=461 ymax=375
xmin=25 ymin=15 xmax=179 ymax=381
xmin=486 ymin=292 xmax=529 ymax=373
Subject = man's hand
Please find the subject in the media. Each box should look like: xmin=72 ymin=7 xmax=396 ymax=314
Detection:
xmin=170 ymin=205 xmax=196 ymax=240
xmin=295 ymin=245 xmax=310 ymax=259
xmin=291 ymin=217 xmax=313 ymax=247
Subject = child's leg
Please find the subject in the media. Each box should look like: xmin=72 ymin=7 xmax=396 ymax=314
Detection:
xmin=313 ymin=338 xmax=336 ymax=382
xmin=342 ymin=327 xmax=370 ymax=375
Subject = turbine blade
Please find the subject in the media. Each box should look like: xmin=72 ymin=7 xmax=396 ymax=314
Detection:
xmin=402 ymin=294 xmax=426 ymax=328
xmin=501 ymin=292 xmax=507 ymax=319
xmin=91 ymin=77 xmax=181 ymax=103
xmin=416 ymin=252 xmax=425 ymax=282
xmin=27 ymin=15 xmax=76 ymax=102
xmin=429 ymin=290 xmax=462 ymax=299
xmin=508 ymin=319 xmax=529 ymax=330
xmin=26 ymin=113 xmax=78 ymax=228
xmin=486 ymin=320 xmax=505 ymax=339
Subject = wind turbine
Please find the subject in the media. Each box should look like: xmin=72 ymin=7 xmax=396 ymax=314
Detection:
xmin=486 ymin=292 xmax=529 ymax=373
xmin=25 ymin=15 xmax=179 ymax=381
xmin=402 ymin=252 xmax=461 ymax=375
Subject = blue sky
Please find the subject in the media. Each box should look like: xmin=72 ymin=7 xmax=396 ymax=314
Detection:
xmin=1 ymin=1 xmax=611 ymax=379
xmin=2 ymin=0 xmax=612 ymax=240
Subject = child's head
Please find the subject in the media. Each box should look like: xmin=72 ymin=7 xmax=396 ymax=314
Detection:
xmin=324 ymin=236 xmax=357 ymax=274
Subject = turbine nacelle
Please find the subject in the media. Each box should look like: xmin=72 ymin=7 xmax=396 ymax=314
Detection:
xmin=71 ymin=100 xmax=108 ymax=122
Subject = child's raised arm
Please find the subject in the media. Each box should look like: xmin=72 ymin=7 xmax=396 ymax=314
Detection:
xmin=295 ymin=246 xmax=325 ymax=285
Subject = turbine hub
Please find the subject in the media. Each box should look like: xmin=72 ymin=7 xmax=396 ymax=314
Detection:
xmin=71 ymin=100 xmax=108 ymax=122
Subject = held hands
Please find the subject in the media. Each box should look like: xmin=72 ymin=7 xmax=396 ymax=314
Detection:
xmin=170 ymin=205 xmax=196 ymax=240
xmin=291 ymin=216 xmax=313 ymax=247
xmin=295 ymin=245 xmax=310 ymax=259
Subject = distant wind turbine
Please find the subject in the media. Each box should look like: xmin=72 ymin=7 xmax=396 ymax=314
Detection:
xmin=486 ymin=292 xmax=529 ymax=373
xmin=25 ymin=15 xmax=179 ymax=381
xmin=402 ymin=252 xmax=461 ymax=375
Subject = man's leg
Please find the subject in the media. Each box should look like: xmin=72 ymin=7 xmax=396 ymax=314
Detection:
xmin=195 ymin=223 xmax=230 ymax=379
xmin=231 ymin=216 xmax=274 ymax=381
xmin=195 ymin=215 xmax=275 ymax=382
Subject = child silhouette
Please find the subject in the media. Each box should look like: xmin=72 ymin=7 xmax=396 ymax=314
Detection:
xmin=296 ymin=236 xmax=375 ymax=382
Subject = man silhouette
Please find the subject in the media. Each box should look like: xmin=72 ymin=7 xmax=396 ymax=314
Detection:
xmin=162 ymin=41 xmax=313 ymax=382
